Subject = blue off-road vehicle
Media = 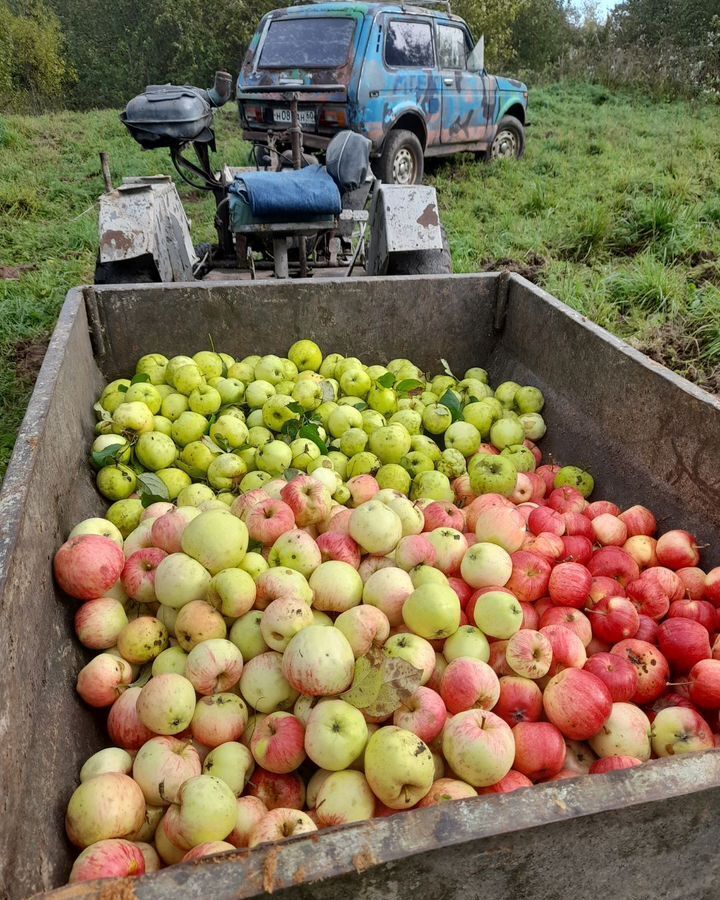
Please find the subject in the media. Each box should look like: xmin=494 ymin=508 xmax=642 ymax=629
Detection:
xmin=237 ymin=0 xmax=528 ymax=183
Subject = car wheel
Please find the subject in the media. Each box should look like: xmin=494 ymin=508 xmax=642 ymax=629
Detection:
xmin=377 ymin=129 xmax=424 ymax=185
xmin=488 ymin=116 xmax=525 ymax=161
xmin=386 ymin=226 xmax=452 ymax=275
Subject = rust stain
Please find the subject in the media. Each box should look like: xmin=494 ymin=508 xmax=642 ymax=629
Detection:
xmin=352 ymin=848 xmax=378 ymax=874
xmin=102 ymin=230 xmax=134 ymax=253
xmin=292 ymin=864 xmax=307 ymax=884
xmin=416 ymin=203 xmax=439 ymax=228
xmin=98 ymin=877 xmax=139 ymax=899
xmin=262 ymin=847 xmax=279 ymax=894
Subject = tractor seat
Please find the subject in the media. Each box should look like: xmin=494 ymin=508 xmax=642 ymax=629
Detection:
xmin=228 ymin=165 xmax=340 ymax=231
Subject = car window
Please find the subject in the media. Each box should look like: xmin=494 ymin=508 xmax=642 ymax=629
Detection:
xmin=437 ymin=24 xmax=467 ymax=70
xmin=385 ymin=20 xmax=434 ymax=68
xmin=258 ymin=17 xmax=355 ymax=68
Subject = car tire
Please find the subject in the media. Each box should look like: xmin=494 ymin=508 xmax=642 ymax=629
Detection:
xmin=487 ymin=115 xmax=525 ymax=161
xmin=386 ymin=226 xmax=452 ymax=275
xmin=376 ymin=129 xmax=424 ymax=185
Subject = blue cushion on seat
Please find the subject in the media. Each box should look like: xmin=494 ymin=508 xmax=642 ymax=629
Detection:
xmin=229 ymin=165 xmax=341 ymax=220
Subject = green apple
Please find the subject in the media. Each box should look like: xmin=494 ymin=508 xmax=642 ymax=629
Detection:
xmin=292 ymin=380 xmax=323 ymax=411
xmin=519 ymin=412 xmax=546 ymax=441
xmin=207 ymin=568 xmax=256 ymax=618
xmin=188 ymin=385 xmax=222 ymax=416
xmin=161 ymin=393 xmax=189 ymax=421
xmin=112 ymin=401 xmax=155 ymax=436
xmin=173 ymin=364 xmax=205 ymax=396
xmin=156 ymin=467 xmax=191 ymax=500
xmin=288 ymin=339 xmax=322 ymax=372
xmin=376 ymin=463 xmax=411 ymax=494
xmin=152 ymin=646 xmax=189 ymax=676
xmin=97 ymin=464 xmax=136 ymax=500
xmin=203 ymin=742 xmax=254 ymax=796
xmin=164 ymin=355 xmax=195 ymax=387
xmin=153 ymin=415 xmax=173 ymax=436
xmin=473 ymin=589 xmax=522 ymax=639
xmin=239 ymin=471 xmax=272 ymax=493
xmin=254 ymin=355 xmax=285 ymax=385
xmin=364 ymin=727 xmax=434 ymax=809
xmin=361 ymin=409 xmax=386 ymax=435
xmin=124 ymin=382 xmax=162 ymax=414
xmin=443 ymin=625 xmax=491 ymax=662
xmin=349 ymin=500 xmax=403 ymax=554
xmin=515 ymin=386 xmax=545 ymax=413
xmin=177 ymin=483 xmax=216 ymax=508
xmin=304 ymin=700 xmax=368 ymax=770
xmin=468 ymin=455 xmax=517 ymax=496
xmin=230 ymin=610 xmax=268 ymax=661
xmin=245 ymin=380 xmax=276 ymax=408
xmin=328 ymin=405 xmax=363 ymax=438
xmin=555 ymin=465 xmax=594 ymax=498
xmin=135 ymin=353 xmax=168 ymax=385
xmin=410 ymin=565 xmax=449 ymax=588
xmin=431 ymin=375 xmax=456 ymax=396
xmin=422 ymin=403 xmax=452 ymax=435
xmin=181 ymin=509 xmax=248 ymax=575
xmin=403 ymin=583 xmax=461 ymax=639
xmin=410 ymin=471 xmax=454 ymax=502
xmin=340 ymin=368 xmax=372 ymax=398
xmin=207 ymin=453 xmax=247 ymax=491
xmin=290 ymin=438 xmax=322 ymax=471
xmin=192 ymin=351 xmax=225 ymax=379
xmin=489 ymin=417 xmax=525 ymax=450
xmin=389 ymin=409 xmax=422 ymax=435
xmin=495 ymin=381 xmax=521 ymax=406
xmin=367 ymin=385 xmax=398 ymax=415
xmin=445 ymin=421 xmax=481 ymax=457
xmin=171 ymin=411 xmax=208 ymax=447
xmin=169 ymin=775 xmax=237 ymax=849
xmin=369 ymin=424 xmax=412 ymax=465
xmin=319 ymin=352 xmax=343 ymax=378
xmin=315 ymin=401 xmax=338 ymax=427
xmin=339 ymin=427 xmax=368 ymax=457
xmin=135 ymin=432 xmax=177 ymax=471
xmin=501 ymin=444 xmax=537 ymax=472
xmin=106 ymin=498 xmax=144 ymax=537
xmin=91 ymin=434 xmax=132 ymax=467
xmin=215 ymin=378 xmax=245 ymax=405
xmin=334 ymin=356 xmax=363 ymax=379
xmin=247 ymin=425 xmax=273 ymax=448
xmin=411 ymin=434 xmax=441 ymax=462
xmin=154 ymin=553 xmax=212 ymax=608
xmin=227 ymin=361 xmax=255 ymax=383
xmin=256 ymin=440 xmax=292 ymax=476
xmin=210 ymin=415 xmax=249 ymax=450
xmin=262 ymin=394 xmax=298 ymax=431
xmin=437 ymin=448 xmax=466 ymax=479
xmin=401 ymin=450 xmax=434 ymax=479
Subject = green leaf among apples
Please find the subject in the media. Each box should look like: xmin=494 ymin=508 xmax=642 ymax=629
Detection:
xmin=376 ymin=372 xmax=396 ymax=389
xmin=130 ymin=373 xmax=150 ymax=385
xmin=137 ymin=472 xmax=170 ymax=508
xmin=341 ymin=645 xmax=423 ymax=718
xmin=438 ymin=389 xmax=463 ymax=422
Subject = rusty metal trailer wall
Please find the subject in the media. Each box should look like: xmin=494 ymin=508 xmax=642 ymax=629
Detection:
xmin=1 ymin=274 xmax=719 ymax=900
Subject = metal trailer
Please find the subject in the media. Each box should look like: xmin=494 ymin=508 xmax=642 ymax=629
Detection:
xmin=1 ymin=273 xmax=720 ymax=900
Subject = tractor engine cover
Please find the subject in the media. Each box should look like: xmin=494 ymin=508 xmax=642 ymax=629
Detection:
xmin=121 ymin=85 xmax=215 ymax=150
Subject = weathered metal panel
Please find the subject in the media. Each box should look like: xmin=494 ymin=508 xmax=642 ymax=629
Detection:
xmin=2 ymin=273 xmax=720 ymax=899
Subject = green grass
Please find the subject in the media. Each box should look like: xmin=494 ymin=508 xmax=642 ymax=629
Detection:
xmin=1 ymin=81 xmax=719 ymax=478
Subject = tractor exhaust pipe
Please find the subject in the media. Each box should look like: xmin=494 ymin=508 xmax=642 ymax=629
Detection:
xmin=208 ymin=70 xmax=233 ymax=108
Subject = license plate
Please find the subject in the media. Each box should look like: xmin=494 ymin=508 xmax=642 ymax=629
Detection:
xmin=273 ymin=107 xmax=315 ymax=126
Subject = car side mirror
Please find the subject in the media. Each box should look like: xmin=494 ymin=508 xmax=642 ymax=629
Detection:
xmin=467 ymin=34 xmax=484 ymax=73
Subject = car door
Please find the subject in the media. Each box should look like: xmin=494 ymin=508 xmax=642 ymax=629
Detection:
xmin=436 ymin=22 xmax=495 ymax=145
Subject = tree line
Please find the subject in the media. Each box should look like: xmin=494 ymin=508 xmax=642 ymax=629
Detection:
xmin=1 ymin=0 xmax=719 ymax=112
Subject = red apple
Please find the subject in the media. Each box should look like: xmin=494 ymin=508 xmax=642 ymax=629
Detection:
xmin=618 ymin=505 xmax=656 ymax=537
xmin=611 ymin=639 xmax=669 ymax=703
xmin=488 ymin=640 xmax=513 ymax=677
xmin=592 ymin=514 xmax=627 ymax=547
xmin=667 ymin=599 xmax=715 ymax=632
xmin=512 ymin=721 xmax=566 ymax=781
xmin=519 ymin=602 xmax=540 ymax=630
xmin=547 ymin=487 xmax=586 ymax=515
xmin=528 ymin=507 xmax=565 ymax=537
xmin=493 ymin=676 xmax=543 ymax=726
xmin=549 ymin=562 xmax=592 ymax=609
xmin=657 ymin=618 xmax=711 ymax=673
xmin=121 ymin=548 xmax=168 ymax=603
xmin=677 ymin=567 xmax=707 ymax=602
xmin=587 ymin=501 xmax=621 ymax=519
xmin=316 ymin=532 xmax=362 ymax=568
xmin=590 ymin=756 xmax=642 ymax=774
xmin=440 ymin=658 xmax=500 ymax=713
xmin=587 ymin=597 xmax=639 ymax=644
xmin=246 ymin=769 xmax=305 ymax=810
xmin=539 ymin=608 xmax=592 ymax=647
xmin=448 ymin=577 xmax=474 ymax=609
xmin=705 ymin=568 xmax=720 ymax=606
xmin=562 ymin=512 xmax=594 ymax=540
xmin=587 ymin=547 xmax=639 ymax=587
xmin=536 ymin=465 xmax=561 ymax=495
xmin=54 ymin=535 xmax=125 ymax=601
xmin=559 ymin=536 xmax=593 ymax=565
xmin=689 ymin=659 xmax=720 ymax=709
xmin=543 ymin=668 xmax=612 ymax=740
xmin=476 ymin=770 xmax=533 ymax=794
xmin=647 ymin=692 xmax=696 ymax=723
xmin=246 ymin=499 xmax=296 ymax=546
xmin=505 ymin=551 xmax=552 ymax=602
xmin=540 ymin=624 xmax=587 ymax=675
xmin=464 ymin=494 xmax=513 ymax=533
xmin=588 ymin=576 xmax=626 ymax=608
xmin=423 ymin=501 xmax=465 ymax=533
xmin=505 ymin=629 xmax=553 ymax=679
xmin=634 ymin=614 xmax=659 ymax=644
xmin=656 ymin=530 xmax=700 ymax=569
xmin=583 ymin=652 xmax=638 ymax=702
xmin=522 ymin=532 xmax=565 ymax=561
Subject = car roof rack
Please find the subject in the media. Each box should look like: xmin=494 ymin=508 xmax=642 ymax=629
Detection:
xmin=297 ymin=0 xmax=452 ymax=8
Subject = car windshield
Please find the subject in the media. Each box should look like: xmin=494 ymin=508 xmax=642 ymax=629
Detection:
xmin=258 ymin=17 xmax=356 ymax=68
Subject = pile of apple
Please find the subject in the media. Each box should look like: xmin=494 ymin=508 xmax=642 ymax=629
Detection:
xmin=52 ymin=342 xmax=720 ymax=887
xmin=90 ymin=340 xmax=559 ymax=521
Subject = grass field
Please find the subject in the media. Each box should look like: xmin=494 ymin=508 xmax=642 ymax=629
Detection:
xmin=0 ymin=82 xmax=719 ymax=478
